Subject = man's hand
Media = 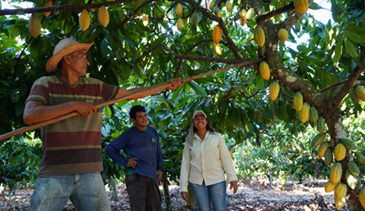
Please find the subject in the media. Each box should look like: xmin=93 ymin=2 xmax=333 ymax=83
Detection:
xmin=156 ymin=170 xmax=163 ymax=182
xmin=181 ymin=191 xmax=189 ymax=201
xmin=230 ymin=180 xmax=238 ymax=194
xmin=166 ymin=78 xmax=184 ymax=90
xmin=72 ymin=102 xmax=97 ymax=116
xmin=126 ymin=158 xmax=138 ymax=168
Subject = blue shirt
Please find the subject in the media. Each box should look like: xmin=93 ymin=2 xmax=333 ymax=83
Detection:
xmin=105 ymin=126 xmax=164 ymax=179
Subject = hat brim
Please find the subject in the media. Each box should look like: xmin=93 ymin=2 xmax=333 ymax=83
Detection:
xmin=46 ymin=42 xmax=94 ymax=72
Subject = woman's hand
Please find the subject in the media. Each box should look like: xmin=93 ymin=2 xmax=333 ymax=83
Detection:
xmin=230 ymin=180 xmax=238 ymax=194
xmin=181 ymin=191 xmax=189 ymax=201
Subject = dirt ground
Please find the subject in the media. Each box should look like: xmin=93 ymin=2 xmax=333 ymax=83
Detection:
xmin=0 ymin=179 xmax=345 ymax=211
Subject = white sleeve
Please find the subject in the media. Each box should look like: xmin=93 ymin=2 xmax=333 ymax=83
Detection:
xmin=218 ymin=134 xmax=237 ymax=183
xmin=179 ymin=140 xmax=191 ymax=192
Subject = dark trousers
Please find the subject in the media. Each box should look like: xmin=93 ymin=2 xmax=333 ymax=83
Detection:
xmin=126 ymin=174 xmax=162 ymax=211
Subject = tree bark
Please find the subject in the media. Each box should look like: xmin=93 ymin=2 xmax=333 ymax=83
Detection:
xmin=162 ymin=181 xmax=171 ymax=210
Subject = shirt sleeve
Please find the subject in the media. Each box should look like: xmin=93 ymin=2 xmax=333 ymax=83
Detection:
xmin=218 ymin=134 xmax=237 ymax=183
xmin=105 ymin=132 xmax=129 ymax=167
xmin=179 ymin=139 xmax=191 ymax=192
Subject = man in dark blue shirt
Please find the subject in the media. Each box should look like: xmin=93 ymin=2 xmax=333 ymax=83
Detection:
xmin=106 ymin=105 xmax=163 ymax=211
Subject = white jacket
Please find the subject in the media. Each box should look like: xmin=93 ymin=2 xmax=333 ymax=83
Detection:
xmin=179 ymin=131 xmax=237 ymax=192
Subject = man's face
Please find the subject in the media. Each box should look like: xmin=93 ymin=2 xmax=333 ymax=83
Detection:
xmin=131 ymin=111 xmax=149 ymax=128
xmin=66 ymin=50 xmax=90 ymax=77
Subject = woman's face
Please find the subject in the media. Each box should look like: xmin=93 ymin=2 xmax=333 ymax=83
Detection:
xmin=193 ymin=114 xmax=207 ymax=130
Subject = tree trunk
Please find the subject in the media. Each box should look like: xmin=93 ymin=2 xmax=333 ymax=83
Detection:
xmin=162 ymin=181 xmax=171 ymax=210
xmin=347 ymin=190 xmax=364 ymax=211
xmin=109 ymin=177 xmax=119 ymax=202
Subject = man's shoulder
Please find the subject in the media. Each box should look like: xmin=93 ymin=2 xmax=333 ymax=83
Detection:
xmin=80 ymin=77 xmax=104 ymax=85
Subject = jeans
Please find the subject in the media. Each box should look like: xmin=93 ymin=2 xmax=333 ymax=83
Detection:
xmin=29 ymin=173 xmax=110 ymax=211
xmin=190 ymin=180 xmax=227 ymax=211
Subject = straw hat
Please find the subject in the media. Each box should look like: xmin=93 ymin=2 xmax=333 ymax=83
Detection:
xmin=46 ymin=38 xmax=94 ymax=72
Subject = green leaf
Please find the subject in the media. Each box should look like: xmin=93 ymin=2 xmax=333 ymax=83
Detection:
xmin=188 ymin=81 xmax=207 ymax=96
xmin=104 ymin=105 xmax=112 ymax=118
xmin=332 ymin=36 xmax=344 ymax=64
xmin=344 ymin=24 xmax=365 ymax=43
xmin=344 ymin=38 xmax=358 ymax=60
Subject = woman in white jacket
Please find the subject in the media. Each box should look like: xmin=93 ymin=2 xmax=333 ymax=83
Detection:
xmin=180 ymin=110 xmax=238 ymax=211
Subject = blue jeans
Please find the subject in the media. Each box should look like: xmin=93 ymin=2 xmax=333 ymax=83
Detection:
xmin=29 ymin=173 xmax=110 ymax=211
xmin=189 ymin=180 xmax=227 ymax=211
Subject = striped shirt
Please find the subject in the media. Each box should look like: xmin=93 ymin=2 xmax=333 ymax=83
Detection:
xmin=26 ymin=76 xmax=119 ymax=177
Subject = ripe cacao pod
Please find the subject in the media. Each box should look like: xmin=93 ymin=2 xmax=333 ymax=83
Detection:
xmin=345 ymin=170 xmax=358 ymax=190
xmin=324 ymin=148 xmax=333 ymax=166
xmin=342 ymin=139 xmax=357 ymax=151
xmin=330 ymin=162 xmax=342 ymax=184
xmin=240 ymin=17 xmax=246 ymax=26
xmin=29 ymin=14 xmax=41 ymax=38
xmin=209 ymin=1 xmax=215 ymax=10
xmin=309 ymin=107 xmax=319 ymax=123
xmin=311 ymin=133 xmax=326 ymax=148
xmin=317 ymin=117 xmax=326 ymax=133
xmin=226 ymin=1 xmax=233 ymax=12
xmin=216 ymin=10 xmax=221 ymax=18
xmin=43 ymin=0 xmax=53 ymax=17
xmin=259 ymin=61 xmax=270 ymax=80
xmin=90 ymin=1 xmax=95 ymax=12
xmin=334 ymin=183 xmax=347 ymax=199
xmin=324 ymin=180 xmax=336 ymax=193
xmin=176 ymin=3 xmax=183 ymax=16
xmin=254 ymin=26 xmax=265 ymax=47
xmin=350 ymin=89 xmax=360 ymax=105
xmin=359 ymin=189 xmax=365 ymax=208
xmin=293 ymin=92 xmax=303 ymax=112
xmin=79 ymin=10 xmax=90 ymax=31
xmin=246 ymin=8 xmax=255 ymax=20
xmin=212 ymin=25 xmax=222 ymax=43
xmin=355 ymin=152 xmax=365 ymax=165
xmin=177 ymin=18 xmax=183 ymax=31
xmin=355 ymin=86 xmax=365 ymax=101
xmin=299 ymin=103 xmax=309 ymax=123
xmin=212 ymin=42 xmax=222 ymax=56
xmin=317 ymin=141 xmax=329 ymax=158
xmin=335 ymin=196 xmax=346 ymax=210
xmin=269 ymin=81 xmax=280 ymax=101
xmin=334 ymin=143 xmax=346 ymax=161
xmin=348 ymin=161 xmax=360 ymax=176
xmin=98 ymin=6 xmax=109 ymax=27
xmin=278 ymin=28 xmax=288 ymax=42
xmin=293 ymin=0 xmax=309 ymax=14
xmin=191 ymin=12 xmax=200 ymax=27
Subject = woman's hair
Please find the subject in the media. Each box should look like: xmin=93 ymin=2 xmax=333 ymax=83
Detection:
xmin=193 ymin=117 xmax=215 ymax=134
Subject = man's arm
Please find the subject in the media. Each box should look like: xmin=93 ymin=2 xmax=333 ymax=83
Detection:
xmin=23 ymin=100 xmax=97 ymax=125
xmin=115 ymin=78 xmax=184 ymax=100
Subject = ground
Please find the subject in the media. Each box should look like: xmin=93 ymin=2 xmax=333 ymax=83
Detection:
xmin=0 ymin=179 xmax=346 ymax=211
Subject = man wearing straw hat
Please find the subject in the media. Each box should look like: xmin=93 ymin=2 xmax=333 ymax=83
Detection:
xmin=23 ymin=38 xmax=183 ymax=211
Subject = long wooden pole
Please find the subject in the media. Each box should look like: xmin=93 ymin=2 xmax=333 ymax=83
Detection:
xmin=0 ymin=59 xmax=261 ymax=142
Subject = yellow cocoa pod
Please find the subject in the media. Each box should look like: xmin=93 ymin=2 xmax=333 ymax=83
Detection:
xmin=212 ymin=25 xmax=222 ymax=43
xmin=226 ymin=1 xmax=233 ymax=12
xmin=43 ymin=0 xmax=53 ymax=17
xmin=334 ymin=183 xmax=347 ymax=199
xmin=299 ymin=103 xmax=310 ymax=123
xmin=350 ymin=89 xmax=360 ymax=105
xmin=335 ymin=196 xmax=346 ymax=210
xmin=79 ymin=10 xmax=90 ymax=31
xmin=278 ymin=28 xmax=288 ymax=42
xmin=359 ymin=189 xmax=365 ymax=208
xmin=259 ymin=61 xmax=270 ymax=80
xmin=240 ymin=17 xmax=246 ymax=26
xmin=216 ymin=10 xmax=221 ymax=18
xmin=254 ymin=26 xmax=265 ymax=47
xmin=29 ymin=14 xmax=41 ymax=38
xmin=90 ymin=1 xmax=95 ymax=12
xmin=212 ymin=42 xmax=222 ymax=56
xmin=309 ymin=107 xmax=319 ymax=123
xmin=293 ymin=92 xmax=303 ymax=112
xmin=355 ymin=86 xmax=365 ymax=101
xmin=317 ymin=141 xmax=329 ymax=158
xmin=246 ymin=8 xmax=255 ymax=20
xmin=142 ymin=14 xmax=149 ymax=26
xmin=334 ymin=143 xmax=346 ymax=161
xmin=330 ymin=162 xmax=342 ymax=184
xmin=240 ymin=9 xmax=247 ymax=18
xmin=190 ymin=12 xmax=200 ymax=27
xmin=98 ymin=6 xmax=109 ymax=27
xmin=176 ymin=3 xmax=183 ymax=17
xmin=177 ymin=18 xmax=183 ymax=31
xmin=269 ymin=81 xmax=280 ymax=101
xmin=293 ymin=0 xmax=309 ymax=14
xmin=324 ymin=180 xmax=337 ymax=193
xmin=209 ymin=1 xmax=215 ymax=10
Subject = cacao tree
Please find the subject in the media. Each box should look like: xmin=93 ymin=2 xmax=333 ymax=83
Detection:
xmin=0 ymin=0 xmax=364 ymax=209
